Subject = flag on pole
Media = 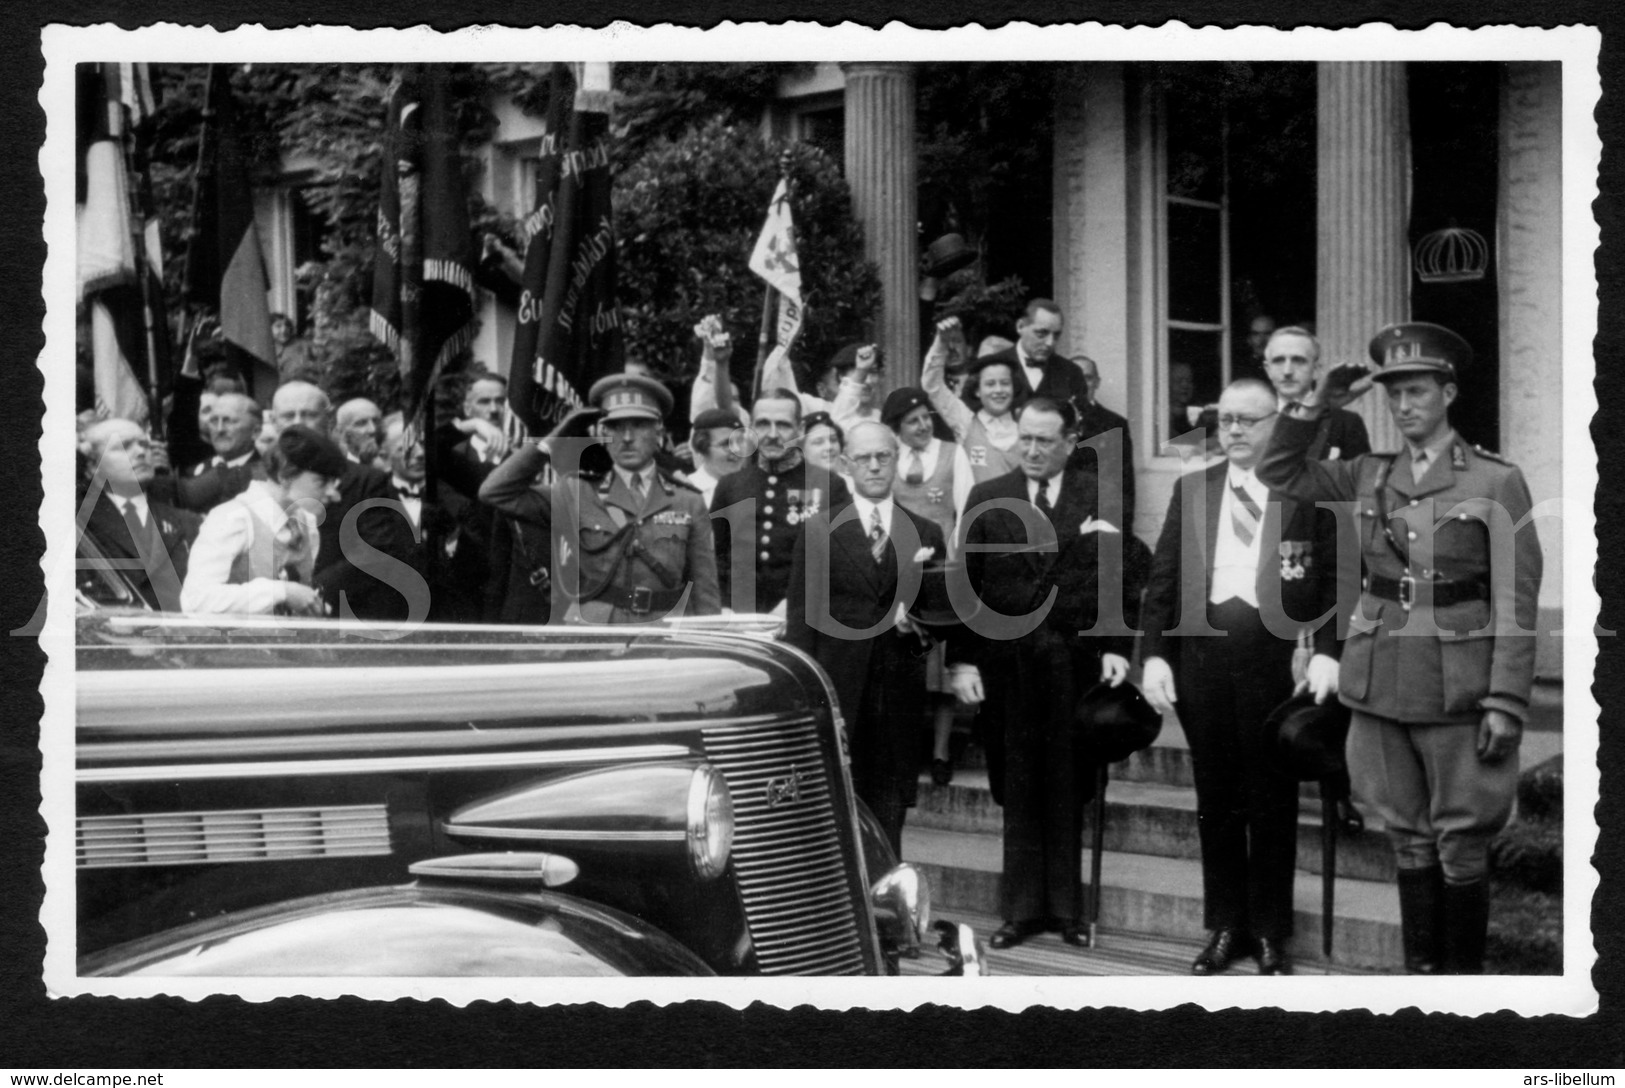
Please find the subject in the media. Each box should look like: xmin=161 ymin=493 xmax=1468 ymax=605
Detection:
xmin=370 ymin=64 xmax=477 ymax=424
xmin=182 ymin=65 xmax=276 ymax=400
xmin=749 ymin=177 xmax=804 ymax=343
xmin=507 ymin=62 xmax=623 ymax=431
xmin=749 ymin=175 xmax=805 ymax=393
xmin=76 ymin=63 xmax=160 ymax=424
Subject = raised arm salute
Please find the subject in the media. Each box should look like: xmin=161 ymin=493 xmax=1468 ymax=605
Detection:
xmin=1256 ymin=322 xmax=1543 ymax=976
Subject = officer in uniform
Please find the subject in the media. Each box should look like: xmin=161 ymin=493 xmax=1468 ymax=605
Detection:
xmin=1258 ymin=322 xmax=1544 ymax=975
xmin=479 ymin=372 xmax=720 ymax=624
xmin=710 ymin=388 xmax=851 ymax=614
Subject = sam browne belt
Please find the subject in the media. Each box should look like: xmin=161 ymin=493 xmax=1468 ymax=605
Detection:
xmin=1365 ymin=573 xmax=1489 ymax=612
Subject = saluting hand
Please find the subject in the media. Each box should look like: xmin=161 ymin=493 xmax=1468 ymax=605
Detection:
xmin=1315 ymin=362 xmax=1376 ymax=411
xmin=1141 ymin=656 xmax=1177 ymax=714
xmin=1477 ymin=707 xmax=1523 ymax=764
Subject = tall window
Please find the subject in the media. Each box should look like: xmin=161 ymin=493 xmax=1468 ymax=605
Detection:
xmin=1156 ymin=82 xmax=1230 ymax=452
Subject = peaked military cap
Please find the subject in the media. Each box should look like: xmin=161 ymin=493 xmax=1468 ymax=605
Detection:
xmin=589 ymin=372 xmax=673 ymax=422
xmin=1367 ymin=322 xmax=1473 ymax=384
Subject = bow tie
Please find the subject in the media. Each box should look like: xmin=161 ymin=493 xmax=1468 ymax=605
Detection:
xmin=396 ymin=482 xmax=424 ymax=499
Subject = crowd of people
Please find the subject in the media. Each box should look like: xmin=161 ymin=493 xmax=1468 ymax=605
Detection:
xmin=74 ymin=297 xmax=1542 ymax=980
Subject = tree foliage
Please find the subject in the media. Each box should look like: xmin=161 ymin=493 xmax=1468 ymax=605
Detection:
xmin=615 ymin=117 xmax=879 ymax=386
xmin=134 ymin=62 xmax=877 ymax=407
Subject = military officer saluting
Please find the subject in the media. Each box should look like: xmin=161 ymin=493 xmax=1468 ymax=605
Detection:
xmin=480 ymin=372 xmax=720 ymax=624
xmin=1258 ymin=322 xmax=1544 ymax=975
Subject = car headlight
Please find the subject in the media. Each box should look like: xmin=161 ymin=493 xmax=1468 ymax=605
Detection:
xmin=686 ymin=764 xmax=734 ymax=880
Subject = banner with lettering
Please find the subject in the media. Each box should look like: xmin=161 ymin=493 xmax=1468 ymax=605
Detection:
xmin=507 ymin=62 xmax=623 ymax=431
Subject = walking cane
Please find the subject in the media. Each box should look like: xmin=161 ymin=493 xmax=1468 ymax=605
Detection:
xmin=1088 ymin=762 xmax=1109 ymax=948
xmin=1320 ymin=784 xmax=1338 ymax=961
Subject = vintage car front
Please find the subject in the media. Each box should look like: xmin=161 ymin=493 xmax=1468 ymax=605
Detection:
xmin=74 ymin=610 xmax=983 ymax=978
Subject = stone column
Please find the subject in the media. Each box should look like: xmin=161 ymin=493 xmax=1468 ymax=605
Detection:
xmin=1317 ymin=62 xmax=1411 ymax=450
xmin=1498 ymin=61 xmax=1564 ymax=676
xmin=842 ymin=62 xmax=918 ymax=395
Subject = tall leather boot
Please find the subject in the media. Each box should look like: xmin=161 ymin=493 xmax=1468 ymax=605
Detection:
xmin=1396 ymin=866 xmax=1444 ymax=974
xmin=1441 ymin=878 xmax=1491 ymax=975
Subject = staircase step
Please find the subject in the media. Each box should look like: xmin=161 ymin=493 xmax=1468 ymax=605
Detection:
xmin=913 ymin=769 xmax=1398 ymax=882
xmin=902 ymin=823 xmax=1403 ymax=970
xmin=902 ymin=906 xmax=1371 ymax=976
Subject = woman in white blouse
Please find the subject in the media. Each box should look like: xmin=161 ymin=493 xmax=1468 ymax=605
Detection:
xmin=921 ymin=317 xmax=1022 ymax=513
xmin=180 ymin=425 xmax=348 ymax=616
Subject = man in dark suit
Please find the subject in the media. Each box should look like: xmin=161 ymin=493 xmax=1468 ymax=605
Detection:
xmin=78 ymin=419 xmax=201 ymax=611
xmin=266 ymin=380 xmax=415 ymax=621
xmin=1263 ymin=326 xmax=1371 ymax=463
xmin=961 ymin=299 xmax=1091 ymax=418
xmin=1068 ymin=354 xmax=1137 ymax=528
xmin=948 ymin=397 xmax=1145 ymax=949
xmin=785 ymin=421 xmax=947 ymax=854
xmin=1140 ymin=377 xmax=1344 ymax=976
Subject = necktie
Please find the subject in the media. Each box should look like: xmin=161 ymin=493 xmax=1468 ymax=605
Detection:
xmin=868 ymin=508 xmax=888 ymax=565
xmin=1230 ymin=483 xmax=1261 ymax=547
xmin=119 ymin=499 xmax=145 ymax=535
xmin=277 ymin=518 xmax=308 ymax=582
xmin=1034 ymin=481 xmax=1055 ymax=522
xmin=1411 ymin=449 xmax=1431 ymax=484
xmin=631 ymin=472 xmax=646 ymax=500
xmin=905 ymin=450 xmax=924 ymax=485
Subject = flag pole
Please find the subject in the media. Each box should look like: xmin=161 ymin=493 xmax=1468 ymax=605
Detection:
xmin=109 ymin=64 xmax=167 ymax=439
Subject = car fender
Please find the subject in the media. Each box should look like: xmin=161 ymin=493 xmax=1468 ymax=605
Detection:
xmin=80 ymin=883 xmax=716 ymax=978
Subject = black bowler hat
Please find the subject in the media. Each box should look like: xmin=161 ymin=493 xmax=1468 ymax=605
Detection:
xmin=277 ymin=425 xmax=349 ymax=478
xmin=1367 ymin=322 xmax=1473 ymax=384
xmin=1073 ymin=681 xmax=1163 ymax=764
xmin=906 ymin=562 xmax=980 ymax=633
xmin=881 ymin=387 xmax=932 ymax=428
xmin=919 ymin=233 xmax=980 ymax=279
xmin=1270 ymin=690 xmax=1354 ymax=782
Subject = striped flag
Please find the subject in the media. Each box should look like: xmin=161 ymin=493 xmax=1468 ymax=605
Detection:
xmin=76 ymin=63 xmax=161 ymax=424
xmin=507 ymin=62 xmax=623 ymax=431
xmin=182 ymin=65 xmax=276 ymax=399
xmin=370 ymin=64 xmax=477 ymax=424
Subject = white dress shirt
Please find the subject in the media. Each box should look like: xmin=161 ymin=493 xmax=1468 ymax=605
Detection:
xmin=180 ymin=480 xmax=318 ymax=614
xmin=1210 ymin=465 xmax=1268 ymax=607
xmin=192 ymin=449 xmax=255 ymax=475
xmin=113 ymin=493 xmax=151 ymax=527
xmin=851 ymin=494 xmax=896 ymax=540
xmin=898 ymin=438 xmax=941 ymax=484
xmin=1025 ymin=474 xmax=1063 ymax=509
xmin=1017 ymin=345 xmax=1043 ymax=393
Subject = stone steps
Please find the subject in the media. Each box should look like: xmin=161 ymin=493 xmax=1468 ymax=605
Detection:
xmin=902 ymin=823 xmax=1403 ymax=970
xmin=911 ymin=768 xmax=1399 ymax=883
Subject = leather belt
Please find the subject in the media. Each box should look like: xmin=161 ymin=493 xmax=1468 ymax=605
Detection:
xmin=1366 ymin=573 xmax=1488 ymax=612
xmin=594 ymin=585 xmax=686 ymax=614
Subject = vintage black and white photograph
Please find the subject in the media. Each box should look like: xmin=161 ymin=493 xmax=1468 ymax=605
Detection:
xmin=37 ymin=21 xmax=1600 ymax=1014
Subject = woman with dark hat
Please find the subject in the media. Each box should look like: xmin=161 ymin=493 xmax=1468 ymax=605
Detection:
xmin=180 ymin=425 xmax=348 ymax=616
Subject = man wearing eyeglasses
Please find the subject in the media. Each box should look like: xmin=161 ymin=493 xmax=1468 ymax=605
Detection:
xmin=785 ymin=421 xmax=947 ymax=854
xmin=1259 ymin=323 xmax=1543 ymax=976
xmin=948 ymin=396 xmax=1148 ymax=950
xmin=1141 ymin=378 xmax=1343 ymax=976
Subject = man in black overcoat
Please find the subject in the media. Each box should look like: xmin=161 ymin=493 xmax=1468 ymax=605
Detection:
xmin=785 ymin=421 xmax=947 ymax=855
xmin=948 ymin=397 xmax=1146 ymax=949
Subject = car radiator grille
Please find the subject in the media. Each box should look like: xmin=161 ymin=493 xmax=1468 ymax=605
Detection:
xmin=702 ymin=719 xmax=869 ymax=976
xmin=76 ymin=805 xmax=392 ymax=868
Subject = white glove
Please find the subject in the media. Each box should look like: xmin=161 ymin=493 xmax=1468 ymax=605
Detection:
xmin=1100 ymin=653 xmax=1130 ymax=687
xmin=1300 ymin=653 xmax=1341 ymax=704
xmin=1141 ymin=656 xmax=1177 ymax=714
xmin=950 ymin=663 xmax=984 ymax=706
